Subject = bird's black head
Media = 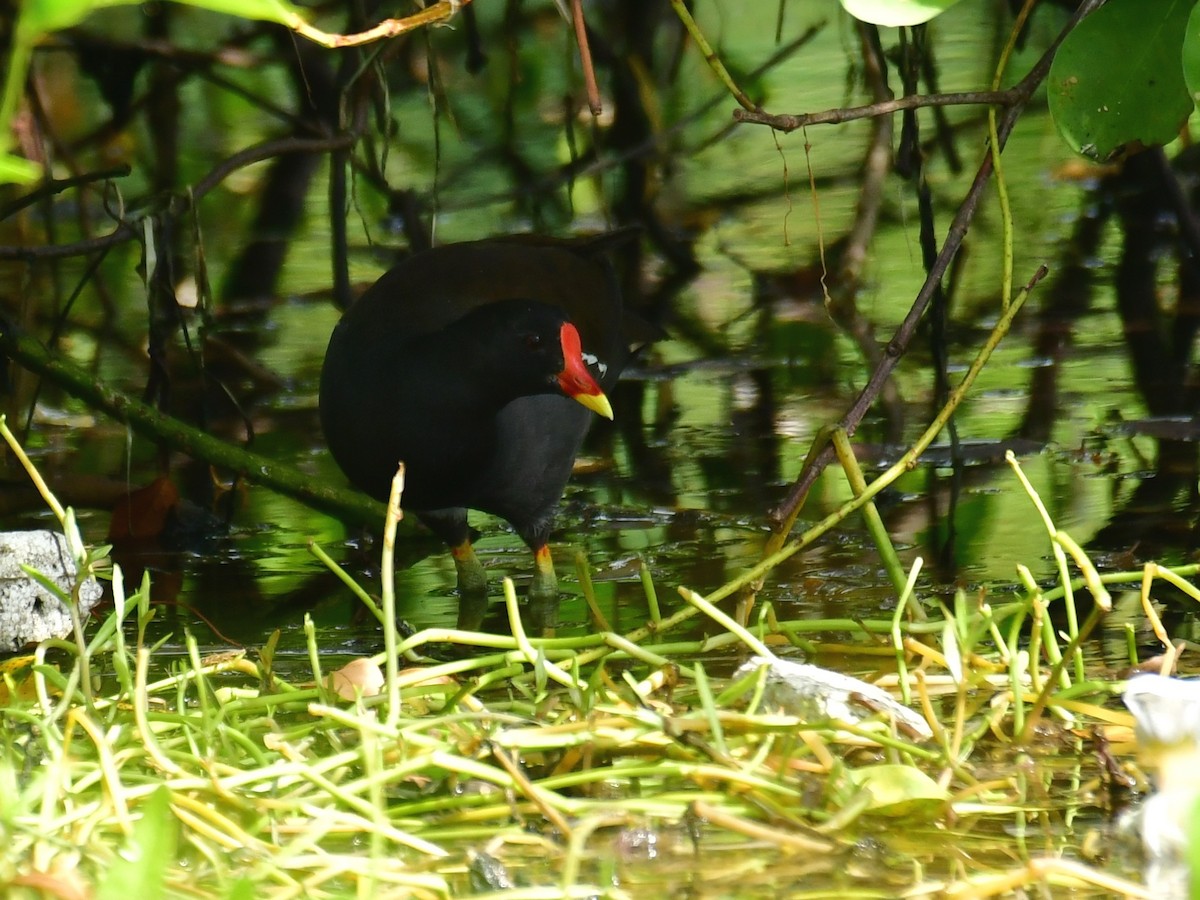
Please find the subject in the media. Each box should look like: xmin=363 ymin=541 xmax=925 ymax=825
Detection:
xmin=456 ymin=299 xmax=613 ymax=419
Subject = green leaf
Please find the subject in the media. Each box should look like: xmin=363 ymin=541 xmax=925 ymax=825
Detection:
xmin=96 ymin=786 xmax=177 ymax=900
xmin=1048 ymin=0 xmax=1194 ymax=161
xmin=1183 ymin=2 xmax=1200 ymax=106
xmin=0 ymin=0 xmax=306 ymax=187
xmin=839 ymin=0 xmax=963 ymax=27
xmin=19 ymin=0 xmax=130 ymax=35
xmin=174 ymin=0 xmax=300 ymax=26
xmin=846 ymin=764 xmax=950 ymax=818
xmin=0 ymin=153 xmax=41 ymax=185
xmin=21 ymin=0 xmax=298 ymax=34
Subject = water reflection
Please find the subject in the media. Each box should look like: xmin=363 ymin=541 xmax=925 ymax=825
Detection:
xmin=0 ymin=5 xmax=1193 ymax=675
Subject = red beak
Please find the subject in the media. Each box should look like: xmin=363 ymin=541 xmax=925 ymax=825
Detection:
xmin=556 ymin=322 xmax=614 ymax=420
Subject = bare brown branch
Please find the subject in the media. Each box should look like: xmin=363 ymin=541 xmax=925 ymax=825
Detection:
xmin=571 ymin=0 xmax=603 ymax=117
xmin=734 ymin=88 xmax=1021 ymax=133
xmin=288 ymin=0 xmax=473 ymax=49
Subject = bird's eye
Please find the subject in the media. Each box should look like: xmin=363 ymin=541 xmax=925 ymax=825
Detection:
xmin=524 ymin=333 xmax=542 ymax=350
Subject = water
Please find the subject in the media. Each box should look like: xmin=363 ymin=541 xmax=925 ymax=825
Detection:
xmin=9 ymin=44 xmax=1175 ymax=656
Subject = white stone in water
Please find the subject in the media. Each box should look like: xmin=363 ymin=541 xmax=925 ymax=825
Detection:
xmin=735 ymin=655 xmax=934 ymax=740
xmin=0 ymin=530 xmax=102 ymax=652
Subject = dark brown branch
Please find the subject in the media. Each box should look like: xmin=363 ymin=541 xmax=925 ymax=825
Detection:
xmin=0 ymin=224 xmax=137 ymax=261
xmin=825 ymin=22 xmax=904 ymax=441
xmin=0 ymin=165 xmax=131 ymax=222
xmin=190 ymin=133 xmax=356 ymax=202
xmin=767 ymin=0 xmax=1107 ymax=530
xmin=733 ymin=88 xmax=1020 ymax=132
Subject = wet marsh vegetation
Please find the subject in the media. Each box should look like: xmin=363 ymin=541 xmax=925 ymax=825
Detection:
xmin=0 ymin=0 xmax=1199 ymax=897
xmin=1 ymin=419 xmax=1185 ymax=898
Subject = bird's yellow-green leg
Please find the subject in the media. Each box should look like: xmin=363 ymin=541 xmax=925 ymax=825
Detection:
xmin=530 ymin=544 xmax=559 ymax=603
xmin=450 ymin=540 xmax=488 ymax=597
xmin=527 ymin=544 xmax=561 ymax=634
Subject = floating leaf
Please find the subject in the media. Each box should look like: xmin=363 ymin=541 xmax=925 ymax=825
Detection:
xmin=839 ymin=0 xmax=963 ymax=27
xmin=1048 ymin=0 xmax=1193 ymax=161
xmin=847 ymin=764 xmax=949 ymax=818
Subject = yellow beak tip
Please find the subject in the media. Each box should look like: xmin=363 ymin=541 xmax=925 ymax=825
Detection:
xmin=575 ymin=391 xmax=614 ymax=420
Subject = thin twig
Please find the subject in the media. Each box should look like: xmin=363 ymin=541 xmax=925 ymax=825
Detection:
xmin=286 ymin=1 xmax=472 ymax=49
xmin=733 ymin=88 xmax=1019 ymax=131
xmin=668 ymin=0 xmax=758 ymax=111
xmin=0 ymin=165 xmax=130 ymax=222
xmin=382 ymin=464 xmax=405 ymax=728
xmin=569 ymin=0 xmax=602 ymax=116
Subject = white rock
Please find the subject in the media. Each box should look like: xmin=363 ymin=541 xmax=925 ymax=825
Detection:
xmin=735 ymin=655 xmax=933 ymax=740
xmin=0 ymin=530 xmax=102 ymax=651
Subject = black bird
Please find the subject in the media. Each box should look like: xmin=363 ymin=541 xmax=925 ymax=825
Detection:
xmin=319 ymin=234 xmax=644 ymax=604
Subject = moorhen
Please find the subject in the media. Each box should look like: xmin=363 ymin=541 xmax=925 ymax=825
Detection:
xmin=319 ymin=234 xmax=643 ymax=605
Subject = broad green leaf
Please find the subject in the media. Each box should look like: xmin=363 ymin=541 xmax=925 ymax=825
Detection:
xmin=847 ymin=764 xmax=949 ymax=818
xmin=19 ymin=0 xmax=134 ymax=35
xmin=840 ymin=0 xmax=963 ymax=27
xmin=96 ymin=786 xmax=177 ymax=900
xmin=1183 ymin=2 xmax=1200 ymax=106
xmin=175 ymin=0 xmax=300 ymax=26
xmin=21 ymin=0 xmax=298 ymax=34
xmin=1048 ymin=0 xmax=1193 ymax=161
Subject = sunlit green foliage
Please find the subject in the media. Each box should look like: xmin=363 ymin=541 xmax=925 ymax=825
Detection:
xmin=0 ymin=0 xmax=304 ymax=184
